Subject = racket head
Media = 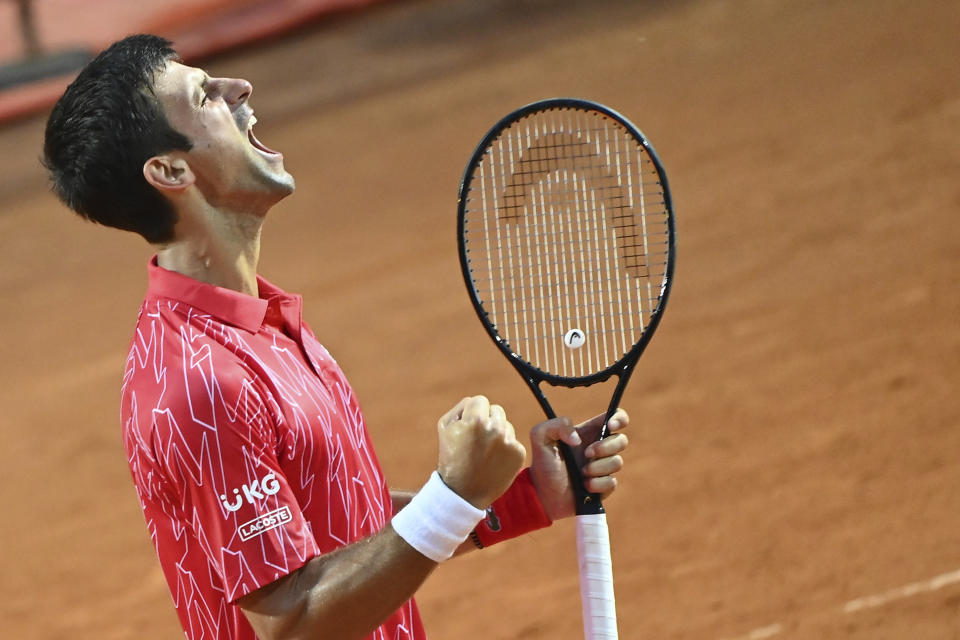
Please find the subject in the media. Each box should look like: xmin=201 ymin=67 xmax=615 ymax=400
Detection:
xmin=457 ymin=98 xmax=676 ymax=389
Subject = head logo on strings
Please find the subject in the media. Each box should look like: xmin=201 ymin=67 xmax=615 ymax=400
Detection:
xmin=564 ymin=328 xmax=586 ymax=349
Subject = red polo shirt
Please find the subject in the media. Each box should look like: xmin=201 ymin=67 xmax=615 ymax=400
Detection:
xmin=121 ymin=258 xmax=425 ymax=640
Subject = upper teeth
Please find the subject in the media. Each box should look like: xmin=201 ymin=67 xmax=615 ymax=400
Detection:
xmin=249 ymin=115 xmax=258 ymax=128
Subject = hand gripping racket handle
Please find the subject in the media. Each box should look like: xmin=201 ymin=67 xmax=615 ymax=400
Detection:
xmin=576 ymin=513 xmax=619 ymax=639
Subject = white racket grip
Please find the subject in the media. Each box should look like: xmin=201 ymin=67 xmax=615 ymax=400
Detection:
xmin=576 ymin=513 xmax=619 ymax=640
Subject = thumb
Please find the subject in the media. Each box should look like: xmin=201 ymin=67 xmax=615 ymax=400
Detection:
xmin=531 ymin=417 xmax=582 ymax=449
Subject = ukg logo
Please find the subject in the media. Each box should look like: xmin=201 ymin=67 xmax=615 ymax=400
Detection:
xmin=220 ymin=472 xmax=282 ymax=512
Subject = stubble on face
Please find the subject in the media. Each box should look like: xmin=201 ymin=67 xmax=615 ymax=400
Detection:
xmin=151 ymin=61 xmax=296 ymax=215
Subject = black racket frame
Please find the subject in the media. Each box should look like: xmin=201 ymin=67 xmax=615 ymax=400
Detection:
xmin=457 ymin=98 xmax=676 ymax=515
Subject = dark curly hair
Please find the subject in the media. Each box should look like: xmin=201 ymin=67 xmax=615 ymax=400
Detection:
xmin=43 ymin=34 xmax=192 ymax=243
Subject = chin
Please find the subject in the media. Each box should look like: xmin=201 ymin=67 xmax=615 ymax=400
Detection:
xmin=275 ymin=173 xmax=296 ymax=196
xmin=260 ymin=167 xmax=296 ymax=199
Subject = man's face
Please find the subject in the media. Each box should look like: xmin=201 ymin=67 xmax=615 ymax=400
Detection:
xmin=151 ymin=60 xmax=294 ymax=211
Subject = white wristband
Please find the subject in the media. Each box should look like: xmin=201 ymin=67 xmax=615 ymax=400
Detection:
xmin=391 ymin=471 xmax=485 ymax=563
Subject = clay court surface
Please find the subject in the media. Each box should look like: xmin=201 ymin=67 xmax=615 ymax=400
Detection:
xmin=1 ymin=0 xmax=958 ymax=637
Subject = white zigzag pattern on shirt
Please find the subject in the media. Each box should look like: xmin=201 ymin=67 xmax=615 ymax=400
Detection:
xmin=123 ymin=300 xmax=404 ymax=639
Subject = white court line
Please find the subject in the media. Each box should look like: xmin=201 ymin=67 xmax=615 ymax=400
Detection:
xmin=843 ymin=567 xmax=960 ymax=613
xmin=719 ymin=567 xmax=960 ymax=640
xmin=721 ymin=623 xmax=784 ymax=640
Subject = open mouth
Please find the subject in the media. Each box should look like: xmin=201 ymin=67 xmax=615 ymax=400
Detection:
xmin=247 ymin=115 xmax=281 ymax=157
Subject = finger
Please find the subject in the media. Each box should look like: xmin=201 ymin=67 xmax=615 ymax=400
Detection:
xmin=505 ymin=420 xmax=524 ymax=452
xmin=584 ymin=433 xmax=628 ymax=459
xmin=438 ymin=397 xmax=470 ymax=429
xmin=489 ymin=404 xmax=516 ymax=439
xmin=460 ymin=395 xmax=491 ymax=425
xmin=574 ymin=410 xmax=622 ymax=443
xmin=531 ymin=417 xmax=581 ymax=448
xmin=576 ymin=408 xmax=630 ymax=437
xmin=584 ymin=475 xmax=618 ymax=497
xmin=605 ymin=408 xmax=629 ymax=432
xmin=582 ymin=454 xmax=624 ymax=478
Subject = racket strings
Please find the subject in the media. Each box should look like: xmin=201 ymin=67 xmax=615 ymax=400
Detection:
xmin=463 ymin=108 xmax=669 ymax=379
xmin=463 ymin=231 xmax=670 ymax=278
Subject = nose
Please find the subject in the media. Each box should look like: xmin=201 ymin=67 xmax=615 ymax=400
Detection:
xmin=214 ymin=77 xmax=252 ymax=107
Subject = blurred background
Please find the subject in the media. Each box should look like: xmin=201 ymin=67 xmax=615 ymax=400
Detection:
xmin=1 ymin=0 xmax=958 ymax=638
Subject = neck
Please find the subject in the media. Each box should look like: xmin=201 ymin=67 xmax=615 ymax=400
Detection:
xmin=156 ymin=206 xmax=264 ymax=297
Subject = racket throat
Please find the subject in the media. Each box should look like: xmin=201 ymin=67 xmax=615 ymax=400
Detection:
xmin=528 ymin=376 xmax=608 ymax=516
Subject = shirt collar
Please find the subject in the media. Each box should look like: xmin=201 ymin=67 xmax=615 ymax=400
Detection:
xmin=146 ymin=256 xmax=300 ymax=333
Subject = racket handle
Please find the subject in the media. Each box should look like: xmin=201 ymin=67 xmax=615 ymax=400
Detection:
xmin=576 ymin=513 xmax=619 ymax=640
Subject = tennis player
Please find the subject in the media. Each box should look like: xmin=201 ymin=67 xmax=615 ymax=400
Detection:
xmin=43 ymin=35 xmax=631 ymax=640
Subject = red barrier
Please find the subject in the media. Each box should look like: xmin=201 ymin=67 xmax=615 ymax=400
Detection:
xmin=0 ymin=0 xmax=389 ymax=123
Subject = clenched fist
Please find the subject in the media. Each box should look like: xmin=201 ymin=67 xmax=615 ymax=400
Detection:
xmin=436 ymin=396 xmax=526 ymax=509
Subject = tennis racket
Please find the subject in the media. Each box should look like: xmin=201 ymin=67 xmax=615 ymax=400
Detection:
xmin=456 ymin=98 xmax=676 ymax=640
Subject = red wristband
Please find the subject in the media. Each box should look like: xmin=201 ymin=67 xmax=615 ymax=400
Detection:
xmin=471 ymin=468 xmax=552 ymax=548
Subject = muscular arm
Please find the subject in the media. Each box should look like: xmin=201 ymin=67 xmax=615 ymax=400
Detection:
xmin=239 ymin=396 xmax=525 ymax=640
xmin=238 ymin=526 xmax=435 ymax=640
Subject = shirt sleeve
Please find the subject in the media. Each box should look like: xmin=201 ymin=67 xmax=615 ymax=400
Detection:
xmin=150 ymin=354 xmax=321 ymax=603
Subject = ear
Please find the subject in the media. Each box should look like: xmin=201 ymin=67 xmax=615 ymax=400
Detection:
xmin=143 ymin=155 xmax=195 ymax=193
